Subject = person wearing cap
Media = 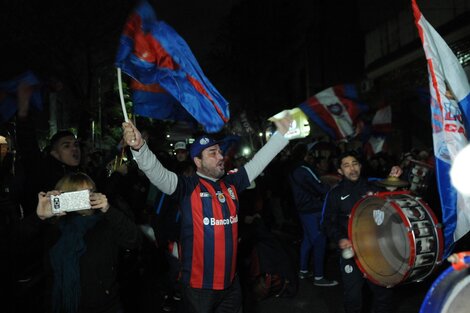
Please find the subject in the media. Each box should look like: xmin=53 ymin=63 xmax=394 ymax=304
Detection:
xmin=122 ymin=116 xmax=291 ymax=313
xmin=174 ymin=141 xmax=189 ymax=162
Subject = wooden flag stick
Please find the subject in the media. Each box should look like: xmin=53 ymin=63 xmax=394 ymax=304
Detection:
xmin=117 ymin=67 xmax=129 ymax=123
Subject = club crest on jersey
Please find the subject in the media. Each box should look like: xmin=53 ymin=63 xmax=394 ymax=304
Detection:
xmin=217 ymin=192 xmax=226 ymax=203
xmin=227 ymin=188 xmax=236 ymax=200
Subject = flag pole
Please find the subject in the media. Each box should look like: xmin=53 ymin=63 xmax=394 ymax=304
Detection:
xmin=117 ymin=67 xmax=129 ymax=123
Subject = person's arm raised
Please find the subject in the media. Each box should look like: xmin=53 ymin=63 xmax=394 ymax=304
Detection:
xmin=244 ymin=114 xmax=292 ymax=182
xmin=122 ymin=122 xmax=178 ymax=195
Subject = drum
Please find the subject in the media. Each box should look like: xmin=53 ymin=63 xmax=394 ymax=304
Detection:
xmin=348 ymin=191 xmax=443 ymax=287
xmin=408 ymin=159 xmax=433 ymax=196
xmin=420 ymin=252 xmax=470 ymax=313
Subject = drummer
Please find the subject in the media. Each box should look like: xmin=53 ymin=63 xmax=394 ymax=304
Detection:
xmin=322 ymin=150 xmax=402 ymax=313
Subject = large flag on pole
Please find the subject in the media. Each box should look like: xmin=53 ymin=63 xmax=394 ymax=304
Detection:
xmin=298 ymin=84 xmax=368 ymax=141
xmin=115 ymin=1 xmax=229 ymax=133
xmin=412 ymin=0 xmax=470 ymax=255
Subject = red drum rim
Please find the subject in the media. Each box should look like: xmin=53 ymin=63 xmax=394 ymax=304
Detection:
xmin=348 ymin=191 xmax=444 ymax=287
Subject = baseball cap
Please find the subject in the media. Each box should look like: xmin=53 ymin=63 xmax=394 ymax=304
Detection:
xmin=174 ymin=141 xmax=187 ymax=151
xmin=190 ymin=135 xmax=222 ymax=159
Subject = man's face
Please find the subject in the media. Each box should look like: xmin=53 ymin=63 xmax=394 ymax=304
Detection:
xmin=175 ymin=149 xmax=188 ymax=162
xmin=195 ymin=144 xmax=225 ymax=179
xmin=50 ymin=135 xmax=81 ymax=167
xmin=338 ymin=156 xmax=361 ymax=182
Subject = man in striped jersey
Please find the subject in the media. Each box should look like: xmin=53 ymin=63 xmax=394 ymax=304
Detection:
xmin=122 ymin=116 xmax=291 ymax=313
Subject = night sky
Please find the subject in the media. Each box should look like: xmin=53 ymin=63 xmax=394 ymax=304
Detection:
xmin=0 ymin=0 xmax=411 ymax=121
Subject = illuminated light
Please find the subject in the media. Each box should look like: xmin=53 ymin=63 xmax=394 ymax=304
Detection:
xmin=258 ymin=132 xmax=263 ymax=137
xmin=242 ymin=147 xmax=251 ymax=156
xmin=170 ymin=143 xmax=174 ymax=147
xmin=166 ymin=134 xmax=170 ymax=138
xmin=450 ymin=144 xmax=470 ymax=196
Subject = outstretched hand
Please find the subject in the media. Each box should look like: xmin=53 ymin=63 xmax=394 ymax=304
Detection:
xmin=122 ymin=121 xmax=144 ymax=150
xmin=274 ymin=113 xmax=293 ymax=136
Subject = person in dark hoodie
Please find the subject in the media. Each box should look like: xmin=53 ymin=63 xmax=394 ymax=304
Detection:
xmin=288 ymin=143 xmax=338 ymax=287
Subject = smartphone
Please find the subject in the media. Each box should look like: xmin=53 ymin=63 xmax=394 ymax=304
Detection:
xmin=50 ymin=189 xmax=91 ymax=213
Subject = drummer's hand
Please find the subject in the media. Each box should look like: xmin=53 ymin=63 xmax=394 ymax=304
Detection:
xmin=339 ymin=238 xmax=352 ymax=249
xmin=122 ymin=121 xmax=144 ymax=150
xmin=389 ymin=166 xmax=402 ymax=177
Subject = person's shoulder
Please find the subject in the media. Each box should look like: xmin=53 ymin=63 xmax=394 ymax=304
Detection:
xmin=329 ymin=180 xmax=344 ymax=195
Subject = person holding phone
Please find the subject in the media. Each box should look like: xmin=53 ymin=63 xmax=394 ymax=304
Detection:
xmin=19 ymin=172 xmax=141 ymax=313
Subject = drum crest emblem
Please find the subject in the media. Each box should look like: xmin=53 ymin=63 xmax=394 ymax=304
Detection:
xmin=373 ymin=209 xmax=384 ymax=226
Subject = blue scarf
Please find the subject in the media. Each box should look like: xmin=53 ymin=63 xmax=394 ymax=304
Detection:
xmin=49 ymin=213 xmax=101 ymax=313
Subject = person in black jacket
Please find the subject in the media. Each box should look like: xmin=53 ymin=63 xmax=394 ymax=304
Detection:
xmin=20 ymin=172 xmax=141 ymax=313
xmin=322 ymin=151 xmax=401 ymax=313
xmin=288 ymin=143 xmax=337 ymax=286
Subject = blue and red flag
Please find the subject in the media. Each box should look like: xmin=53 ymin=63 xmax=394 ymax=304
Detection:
xmin=298 ymin=84 xmax=368 ymax=141
xmin=115 ymin=1 xmax=229 ymax=133
xmin=130 ymin=80 xmax=196 ymax=124
xmin=0 ymin=71 xmax=42 ymax=123
xmin=413 ymin=0 xmax=470 ymax=255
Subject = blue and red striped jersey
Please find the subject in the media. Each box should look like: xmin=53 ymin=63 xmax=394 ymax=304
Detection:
xmin=171 ymin=167 xmax=250 ymax=290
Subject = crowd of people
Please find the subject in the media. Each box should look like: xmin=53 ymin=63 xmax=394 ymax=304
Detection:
xmin=1 ymin=85 xmax=444 ymax=313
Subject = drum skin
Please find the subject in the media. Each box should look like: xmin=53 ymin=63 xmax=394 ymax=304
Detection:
xmin=348 ymin=191 xmax=444 ymax=287
xmin=420 ymin=255 xmax=470 ymax=313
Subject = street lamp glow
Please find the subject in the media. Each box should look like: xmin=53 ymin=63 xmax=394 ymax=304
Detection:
xmin=242 ymin=147 xmax=251 ymax=156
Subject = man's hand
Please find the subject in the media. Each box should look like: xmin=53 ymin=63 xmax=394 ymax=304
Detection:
xmin=37 ymin=191 xmax=65 ymax=220
xmin=90 ymin=192 xmax=110 ymax=213
xmin=274 ymin=113 xmax=293 ymax=136
xmin=389 ymin=166 xmax=403 ymax=177
xmin=122 ymin=121 xmax=144 ymax=150
xmin=338 ymin=238 xmax=352 ymax=250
